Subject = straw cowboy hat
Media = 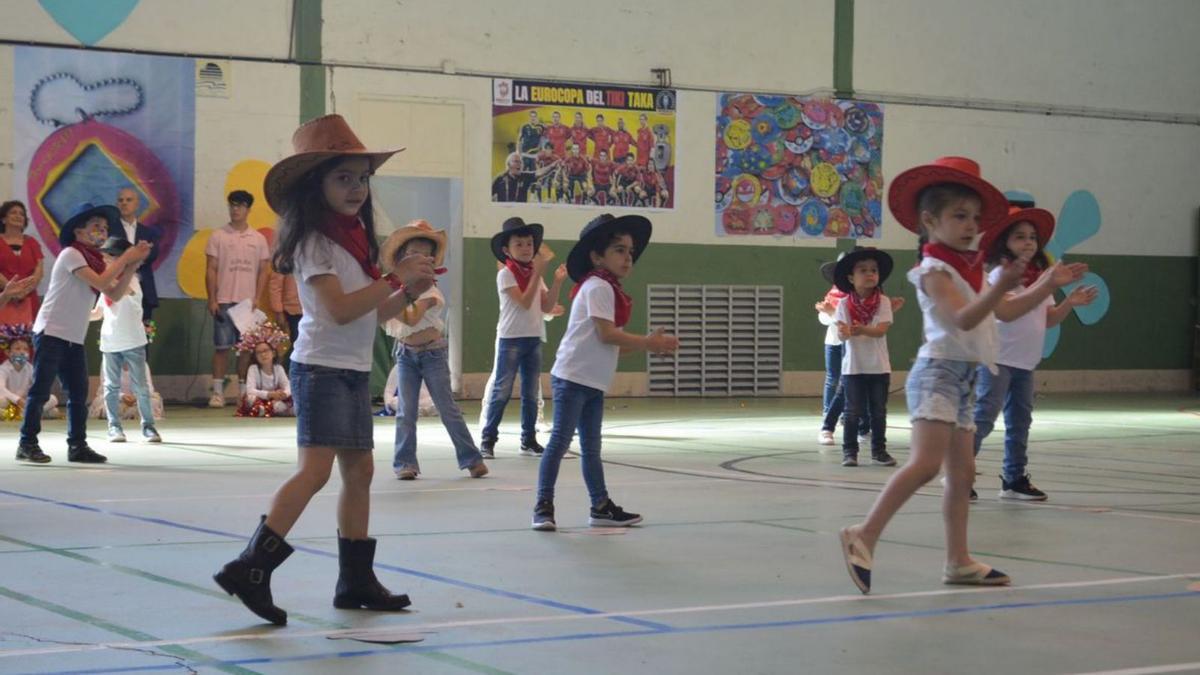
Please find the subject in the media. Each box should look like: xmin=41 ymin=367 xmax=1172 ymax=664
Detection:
xmin=886 ymin=156 xmax=1007 ymax=234
xmin=378 ymin=220 xmax=447 ymax=273
xmin=263 ymin=114 xmax=404 ymax=212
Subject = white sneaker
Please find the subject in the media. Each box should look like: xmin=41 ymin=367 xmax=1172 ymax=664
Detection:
xmin=857 ymin=431 xmax=871 ymax=447
xmin=818 ymin=430 xmax=835 ymax=445
xmin=208 ymin=392 xmax=225 ymax=408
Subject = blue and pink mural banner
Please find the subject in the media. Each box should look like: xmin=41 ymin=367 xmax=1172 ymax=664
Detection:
xmin=13 ymin=45 xmax=195 ymax=299
xmin=715 ymin=94 xmax=883 ymax=239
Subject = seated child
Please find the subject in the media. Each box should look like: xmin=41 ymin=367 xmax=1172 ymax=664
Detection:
xmin=1 ymin=326 xmax=59 ymax=420
xmin=380 ymin=343 xmax=436 ymax=417
xmin=235 ymin=321 xmax=293 ymax=417
xmin=382 ymin=220 xmax=487 ymax=480
xmin=88 ymin=360 xmax=165 ymax=422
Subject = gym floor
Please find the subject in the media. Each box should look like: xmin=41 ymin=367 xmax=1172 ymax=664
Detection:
xmin=2 ymin=393 xmax=1198 ymax=674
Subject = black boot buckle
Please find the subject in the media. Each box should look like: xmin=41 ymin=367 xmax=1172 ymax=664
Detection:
xmin=262 ymin=536 xmax=280 ymax=552
xmin=249 ymin=568 xmax=265 ymax=584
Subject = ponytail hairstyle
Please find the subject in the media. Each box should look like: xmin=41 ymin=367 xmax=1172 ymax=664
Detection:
xmin=913 ymin=182 xmax=982 ymax=261
xmin=984 ymin=221 xmax=1051 ymax=270
xmin=271 ymin=157 xmax=378 ymax=274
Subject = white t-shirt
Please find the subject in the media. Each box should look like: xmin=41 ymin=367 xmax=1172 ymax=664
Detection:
xmin=551 ymin=277 xmax=620 ymax=392
xmin=907 ymin=256 xmax=999 ymax=372
xmin=496 ymin=267 xmax=549 ymax=339
xmin=990 ymin=267 xmax=1053 ymax=371
xmin=0 ymin=360 xmax=32 ymax=403
xmin=385 ymin=286 xmax=445 ymax=340
xmin=818 ymin=309 xmax=842 ymax=346
xmin=33 ymin=247 xmax=96 ymax=344
xmin=291 ymin=234 xmax=378 ymax=372
xmin=833 ymin=295 xmax=893 ymax=375
xmin=95 ymin=276 xmax=146 ymax=353
xmin=246 ymin=363 xmax=291 ymax=398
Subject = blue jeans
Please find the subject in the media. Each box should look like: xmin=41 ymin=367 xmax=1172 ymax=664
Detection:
xmin=821 ymin=344 xmax=870 ymax=433
xmin=20 ymin=333 xmax=89 ymax=447
xmin=103 ymin=348 xmax=155 ymax=429
xmin=842 ymin=373 xmax=889 ymax=453
xmin=536 ymin=376 xmax=609 ymax=506
xmin=973 ymin=364 xmax=1034 ymax=482
xmin=392 ymin=345 xmax=483 ymax=471
xmin=481 ymin=337 xmax=542 ymax=444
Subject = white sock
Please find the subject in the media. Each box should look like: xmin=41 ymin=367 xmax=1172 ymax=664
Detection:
xmin=212 ymin=378 xmax=224 ymax=395
xmin=238 ymin=381 xmax=247 ymax=397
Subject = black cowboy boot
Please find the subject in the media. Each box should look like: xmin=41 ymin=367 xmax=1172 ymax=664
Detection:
xmin=332 ymin=535 xmax=411 ymax=611
xmin=213 ymin=516 xmax=294 ymax=625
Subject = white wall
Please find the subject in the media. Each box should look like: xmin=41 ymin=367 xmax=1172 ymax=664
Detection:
xmin=855 ymin=0 xmax=1200 ymax=117
xmin=0 ymin=0 xmax=292 ymax=59
xmin=323 ymin=0 xmax=835 ymax=95
xmin=874 ymin=104 xmax=1200 ymax=256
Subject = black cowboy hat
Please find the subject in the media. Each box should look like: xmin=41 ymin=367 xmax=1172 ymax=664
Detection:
xmin=832 ymin=246 xmax=893 ymax=293
xmin=60 ymin=202 xmax=121 ymax=246
xmin=490 ymin=216 xmax=545 ymax=262
xmin=566 ymin=213 xmax=652 ymax=282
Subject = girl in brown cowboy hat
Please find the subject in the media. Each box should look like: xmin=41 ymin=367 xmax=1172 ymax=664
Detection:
xmin=214 ymin=114 xmax=436 ymax=625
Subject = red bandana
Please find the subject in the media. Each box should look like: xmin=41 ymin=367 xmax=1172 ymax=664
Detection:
xmin=846 ymin=288 xmax=882 ymax=326
xmin=823 ymin=286 xmax=848 ymax=309
xmin=1020 ymin=260 xmax=1042 ymax=289
xmin=322 ymin=213 xmax=380 ymax=280
xmin=570 ymin=268 xmax=632 ymax=328
xmin=505 ymin=257 xmax=535 ymax=292
xmin=923 ymin=242 xmax=984 ymax=292
xmin=70 ymin=242 xmax=106 ymax=275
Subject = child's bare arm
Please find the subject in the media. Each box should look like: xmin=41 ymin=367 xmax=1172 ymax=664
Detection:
xmin=593 ymin=318 xmax=679 ymax=354
xmin=1047 ymin=284 xmax=1098 ymax=327
xmin=852 ymin=321 xmax=891 ymax=338
xmin=994 ymin=262 xmax=1088 ymax=322
xmin=923 ymin=256 xmax=1031 ymax=331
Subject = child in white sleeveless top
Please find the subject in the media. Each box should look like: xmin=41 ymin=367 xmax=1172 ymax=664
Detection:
xmin=838 ymin=157 xmax=1086 ymax=594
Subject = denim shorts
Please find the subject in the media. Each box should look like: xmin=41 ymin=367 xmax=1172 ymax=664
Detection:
xmin=212 ymin=303 xmax=241 ymax=349
xmin=905 ymin=357 xmax=979 ymax=431
xmin=291 ymin=361 xmax=374 ymax=450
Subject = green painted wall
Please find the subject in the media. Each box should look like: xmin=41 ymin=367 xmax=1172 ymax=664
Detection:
xmin=460 ymin=237 xmax=1196 ymax=375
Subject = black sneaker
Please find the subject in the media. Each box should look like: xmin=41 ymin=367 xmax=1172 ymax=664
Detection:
xmin=841 ymin=452 xmax=858 ymax=467
xmin=531 ymin=499 xmax=556 ymax=531
xmin=67 ymin=445 xmax=108 ymax=464
xmin=588 ymin=499 xmax=642 ymax=527
xmin=1000 ymin=474 xmax=1048 ymax=501
xmin=871 ymin=451 xmax=896 ymax=467
xmin=479 ymin=440 xmax=495 ymax=459
xmin=519 ymin=438 xmax=544 ymax=457
xmin=16 ymin=443 xmax=51 ymax=464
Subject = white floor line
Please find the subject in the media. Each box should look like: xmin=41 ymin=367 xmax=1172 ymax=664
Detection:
xmin=2 ymin=571 xmax=1196 ymax=659
xmin=1061 ymin=662 xmax=1200 ymax=675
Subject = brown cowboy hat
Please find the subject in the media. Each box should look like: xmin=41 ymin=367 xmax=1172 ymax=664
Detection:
xmin=263 ymin=114 xmax=404 ymax=213
xmin=379 ymin=219 xmax=448 ymax=273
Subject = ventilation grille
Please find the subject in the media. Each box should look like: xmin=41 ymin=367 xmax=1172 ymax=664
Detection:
xmin=647 ymin=285 xmax=782 ymax=397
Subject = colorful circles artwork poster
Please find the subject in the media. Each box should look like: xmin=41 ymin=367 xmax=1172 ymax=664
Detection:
xmin=715 ymin=94 xmax=883 ymax=239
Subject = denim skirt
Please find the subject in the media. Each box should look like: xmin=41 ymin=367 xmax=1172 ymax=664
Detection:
xmin=291 ymin=361 xmax=374 ymax=450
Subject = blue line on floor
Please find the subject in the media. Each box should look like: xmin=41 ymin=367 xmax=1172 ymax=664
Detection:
xmin=0 ymin=487 xmax=669 ymax=631
xmin=27 ymin=590 xmax=1199 ymax=674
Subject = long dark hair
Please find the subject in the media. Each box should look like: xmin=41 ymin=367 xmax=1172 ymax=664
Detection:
xmin=272 ymin=157 xmax=378 ymax=274
xmin=984 ymin=221 xmax=1051 ymax=269
xmin=0 ymin=200 xmax=28 ymax=231
xmin=913 ymin=183 xmax=981 ymax=261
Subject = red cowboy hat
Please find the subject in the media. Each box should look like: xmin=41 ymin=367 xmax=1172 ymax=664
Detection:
xmin=887 ymin=156 xmax=1007 ymax=233
xmin=978 ymin=204 xmax=1056 ymax=256
xmin=264 ymin=114 xmax=404 ymax=213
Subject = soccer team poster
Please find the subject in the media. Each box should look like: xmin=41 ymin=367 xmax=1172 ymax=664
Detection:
xmin=715 ymin=94 xmax=884 ymax=238
xmin=491 ymin=79 xmax=677 ymax=210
